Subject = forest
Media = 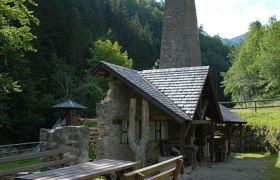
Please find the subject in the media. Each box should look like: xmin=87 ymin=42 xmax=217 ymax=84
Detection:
xmin=1 ymin=0 xmax=279 ymax=144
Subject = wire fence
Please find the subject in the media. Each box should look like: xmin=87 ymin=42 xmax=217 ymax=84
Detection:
xmin=220 ymin=98 xmax=280 ymax=112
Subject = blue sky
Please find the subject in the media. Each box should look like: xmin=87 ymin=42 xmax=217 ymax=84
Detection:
xmin=158 ymin=0 xmax=280 ymax=38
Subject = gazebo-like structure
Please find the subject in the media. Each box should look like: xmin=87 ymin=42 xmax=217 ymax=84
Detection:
xmin=52 ymin=100 xmax=87 ymax=126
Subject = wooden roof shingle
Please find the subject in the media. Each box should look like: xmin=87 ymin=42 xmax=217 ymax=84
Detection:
xmin=140 ymin=66 xmax=209 ymax=119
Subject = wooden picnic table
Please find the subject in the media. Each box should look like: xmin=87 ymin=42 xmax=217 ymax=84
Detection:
xmin=15 ymin=159 xmax=139 ymax=180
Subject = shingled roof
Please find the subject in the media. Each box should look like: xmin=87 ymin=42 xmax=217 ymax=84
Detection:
xmin=52 ymin=100 xmax=87 ymax=109
xmin=219 ymin=105 xmax=247 ymax=124
xmin=92 ymin=61 xmax=223 ymax=123
xmin=140 ymin=66 xmax=208 ymax=119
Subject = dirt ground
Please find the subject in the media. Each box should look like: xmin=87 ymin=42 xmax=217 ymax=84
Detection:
xmin=178 ymin=155 xmax=269 ymax=180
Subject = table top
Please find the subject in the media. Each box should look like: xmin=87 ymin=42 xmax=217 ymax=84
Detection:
xmin=16 ymin=159 xmax=139 ymax=180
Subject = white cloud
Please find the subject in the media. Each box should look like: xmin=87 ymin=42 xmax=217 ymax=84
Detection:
xmin=195 ymin=0 xmax=280 ymax=38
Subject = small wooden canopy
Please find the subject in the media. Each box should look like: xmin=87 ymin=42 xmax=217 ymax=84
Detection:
xmin=52 ymin=100 xmax=87 ymax=109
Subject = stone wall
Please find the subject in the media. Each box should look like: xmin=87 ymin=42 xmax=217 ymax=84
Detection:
xmin=231 ymin=125 xmax=280 ymax=152
xmin=40 ymin=126 xmax=89 ymax=163
xmin=96 ymin=80 xmax=161 ymax=164
xmin=243 ymin=126 xmax=280 ymax=152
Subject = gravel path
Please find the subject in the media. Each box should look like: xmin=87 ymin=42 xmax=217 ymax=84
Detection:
xmin=179 ymin=156 xmax=269 ymax=180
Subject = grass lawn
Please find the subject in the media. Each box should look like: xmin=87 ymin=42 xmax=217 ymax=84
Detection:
xmin=233 ymin=107 xmax=280 ymax=129
xmin=266 ymin=152 xmax=280 ymax=180
xmin=235 ymin=152 xmax=280 ymax=180
xmin=0 ymin=158 xmax=39 ymax=171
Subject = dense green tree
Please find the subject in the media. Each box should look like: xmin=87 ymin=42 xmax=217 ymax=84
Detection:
xmin=0 ymin=0 xmax=41 ymax=144
xmin=223 ymin=18 xmax=280 ymax=101
xmin=88 ymin=39 xmax=133 ymax=68
xmin=199 ymin=27 xmax=231 ymax=101
xmin=258 ymin=18 xmax=280 ymax=97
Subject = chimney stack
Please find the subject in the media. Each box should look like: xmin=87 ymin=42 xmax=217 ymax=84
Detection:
xmin=160 ymin=0 xmax=201 ymax=68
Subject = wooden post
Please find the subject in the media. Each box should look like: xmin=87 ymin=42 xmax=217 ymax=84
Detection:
xmin=141 ymin=99 xmax=149 ymax=167
xmin=226 ymin=124 xmax=232 ymax=157
xmin=179 ymin=122 xmax=186 ymax=173
xmin=209 ymin=123 xmax=214 ymax=162
xmin=128 ymin=98 xmax=149 ymax=167
xmin=239 ymin=124 xmax=244 ymax=151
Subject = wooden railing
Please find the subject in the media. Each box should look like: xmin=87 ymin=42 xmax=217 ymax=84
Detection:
xmin=0 ymin=142 xmax=39 ymax=157
xmin=0 ymin=147 xmax=77 ymax=177
xmin=220 ymin=98 xmax=280 ymax=112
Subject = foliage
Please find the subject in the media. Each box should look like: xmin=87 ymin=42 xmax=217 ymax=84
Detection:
xmin=88 ymin=40 xmax=133 ymax=68
xmin=0 ymin=0 xmax=39 ymax=60
xmin=223 ymin=18 xmax=280 ymax=101
xmin=199 ymin=26 xmax=231 ymax=101
xmin=0 ymin=0 xmax=235 ymax=143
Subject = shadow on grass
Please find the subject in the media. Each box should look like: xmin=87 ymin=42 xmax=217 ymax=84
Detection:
xmin=234 ymin=152 xmax=279 ymax=180
xmin=266 ymin=152 xmax=280 ymax=180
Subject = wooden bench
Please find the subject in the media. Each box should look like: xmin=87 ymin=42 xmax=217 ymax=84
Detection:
xmin=0 ymin=147 xmax=77 ymax=177
xmin=124 ymin=155 xmax=183 ymax=180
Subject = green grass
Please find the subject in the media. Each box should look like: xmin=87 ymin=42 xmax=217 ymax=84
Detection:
xmin=233 ymin=107 xmax=280 ymax=129
xmin=235 ymin=152 xmax=280 ymax=179
xmin=0 ymin=158 xmax=39 ymax=170
xmin=266 ymin=152 xmax=280 ymax=180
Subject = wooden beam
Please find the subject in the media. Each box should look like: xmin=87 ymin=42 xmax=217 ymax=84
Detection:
xmin=191 ymin=120 xmax=212 ymax=124
xmin=149 ymin=116 xmax=172 ymax=121
xmin=239 ymin=124 xmax=244 ymax=151
xmin=199 ymin=98 xmax=209 ymax=120
xmin=209 ymin=123 xmax=215 ymax=162
xmin=226 ymin=124 xmax=232 ymax=157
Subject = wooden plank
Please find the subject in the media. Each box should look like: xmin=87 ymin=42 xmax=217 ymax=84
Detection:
xmin=124 ymin=156 xmax=183 ymax=179
xmin=173 ymin=158 xmax=183 ymax=180
xmin=146 ymin=168 xmax=174 ymax=180
xmin=149 ymin=116 xmax=172 ymax=121
xmin=1 ymin=157 xmax=78 ymax=177
xmin=191 ymin=120 xmax=212 ymax=124
xmin=0 ymin=148 xmax=74 ymax=164
xmin=16 ymin=159 xmax=139 ymax=180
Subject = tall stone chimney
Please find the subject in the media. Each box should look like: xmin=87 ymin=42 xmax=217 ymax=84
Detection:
xmin=160 ymin=0 xmax=201 ymax=68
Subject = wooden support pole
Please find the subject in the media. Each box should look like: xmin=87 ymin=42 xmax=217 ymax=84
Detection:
xmin=209 ymin=123 xmax=214 ymax=162
xmin=226 ymin=124 xmax=232 ymax=157
xmin=180 ymin=123 xmax=186 ymax=158
xmin=239 ymin=124 xmax=244 ymax=151
xmin=179 ymin=122 xmax=186 ymax=174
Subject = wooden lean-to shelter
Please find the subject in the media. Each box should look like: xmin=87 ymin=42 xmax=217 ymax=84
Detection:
xmin=92 ymin=61 xmax=226 ymax=165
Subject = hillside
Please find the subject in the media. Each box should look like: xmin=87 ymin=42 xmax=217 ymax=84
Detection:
xmin=222 ymin=33 xmax=246 ymax=45
xmin=0 ymin=0 xmax=231 ymax=143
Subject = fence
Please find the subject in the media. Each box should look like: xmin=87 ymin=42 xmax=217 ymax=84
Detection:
xmin=220 ymin=98 xmax=280 ymax=112
xmin=0 ymin=142 xmax=39 ymax=157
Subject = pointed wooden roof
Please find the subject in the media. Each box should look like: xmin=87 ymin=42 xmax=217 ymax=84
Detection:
xmin=52 ymin=100 xmax=87 ymax=109
xmin=219 ymin=105 xmax=247 ymax=124
xmin=92 ymin=61 xmax=223 ymax=123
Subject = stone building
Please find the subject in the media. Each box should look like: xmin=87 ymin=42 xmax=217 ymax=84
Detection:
xmin=92 ymin=61 xmax=225 ymax=165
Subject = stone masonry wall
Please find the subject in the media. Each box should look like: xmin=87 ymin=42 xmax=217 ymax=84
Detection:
xmin=96 ymin=80 xmax=134 ymax=161
xmin=231 ymin=126 xmax=280 ymax=152
xmin=96 ymin=80 xmax=161 ymax=164
xmin=40 ymin=126 xmax=89 ymax=164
